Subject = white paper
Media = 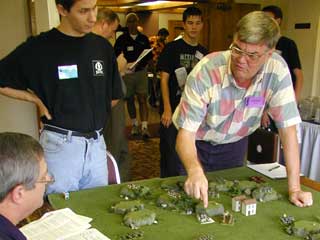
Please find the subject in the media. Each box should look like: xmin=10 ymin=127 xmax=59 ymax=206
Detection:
xmin=128 ymin=48 xmax=153 ymax=70
xmin=20 ymin=208 xmax=94 ymax=240
xmin=247 ymin=163 xmax=303 ymax=179
xmin=174 ymin=67 xmax=188 ymax=88
xmin=60 ymin=228 xmax=111 ymax=240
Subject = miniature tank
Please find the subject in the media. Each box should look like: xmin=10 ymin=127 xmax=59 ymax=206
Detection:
xmin=252 ymin=186 xmax=281 ymax=202
xmin=196 ymin=201 xmax=224 ymax=217
xmin=111 ymin=200 xmax=144 ymax=215
xmin=123 ymin=209 xmax=157 ymax=229
xmin=193 ymin=234 xmax=214 ymax=240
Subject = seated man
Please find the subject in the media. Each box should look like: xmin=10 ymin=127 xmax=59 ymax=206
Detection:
xmin=0 ymin=132 xmax=53 ymax=240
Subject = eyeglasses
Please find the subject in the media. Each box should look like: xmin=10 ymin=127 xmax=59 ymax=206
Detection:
xmin=36 ymin=172 xmax=55 ymax=185
xmin=229 ymin=44 xmax=269 ymax=62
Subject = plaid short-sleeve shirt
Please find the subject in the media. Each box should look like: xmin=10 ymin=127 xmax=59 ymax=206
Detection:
xmin=172 ymin=50 xmax=301 ymax=144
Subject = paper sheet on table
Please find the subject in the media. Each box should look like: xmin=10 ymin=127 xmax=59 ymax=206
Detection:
xmin=247 ymin=163 xmax=288 ymax=179
xmin=128 ymin=48 xmax=153 ymax=69
xmin=59 ymin=228 xmax=111 ymax=240
xmin=20 ymin=208 xmax=92 ymax=240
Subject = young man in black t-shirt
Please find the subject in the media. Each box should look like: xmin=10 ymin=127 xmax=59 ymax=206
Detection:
xmin=157 ymin=6 xmax=208 ymax=177
xmin=0 ymin=0 xmax=123 ymax=194
xmin=261 ymin=5 xmax=304 ymax=130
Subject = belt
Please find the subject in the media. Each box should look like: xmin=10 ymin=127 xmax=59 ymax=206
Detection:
xmin=43 ymin=125 xmax=103 ymax=140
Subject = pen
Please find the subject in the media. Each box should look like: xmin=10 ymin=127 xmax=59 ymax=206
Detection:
xmin=268 ymin=165 xmax=280 ymax=172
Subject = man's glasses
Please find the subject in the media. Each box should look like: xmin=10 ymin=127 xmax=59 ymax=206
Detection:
xmin=36 ymin=172 xmax=55 ymax=185
xmin=229 ymin=43 xmax=269 ymax=62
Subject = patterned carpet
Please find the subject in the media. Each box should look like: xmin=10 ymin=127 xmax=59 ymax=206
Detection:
xmin=128 ymin=137 xmax=160 ymax=181
xmin=127 ymin=123 xmax=160 ymax=181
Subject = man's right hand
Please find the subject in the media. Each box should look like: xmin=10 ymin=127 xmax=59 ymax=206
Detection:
xmin=161 ymin=109 xmax=172 ymax=127
xmin=33 ymin=93 xmax=52 ymax=121
xmin=184 ymin=167 xmax=208 ymax=208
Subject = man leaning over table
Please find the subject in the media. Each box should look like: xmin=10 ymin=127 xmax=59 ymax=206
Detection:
xmin=0 ymin=132 xmax=53 ymax=240
xmin=0 ymin=0 xmax=123 ymax=194
xmin=173 ymin=11 xmax=313 ymax=208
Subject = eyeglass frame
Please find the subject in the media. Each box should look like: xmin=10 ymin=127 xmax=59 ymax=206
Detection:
xmin=36 ymin=172 xmax=55 ymax=185
xmin=229 ymin=43 xmax=270 ymax=62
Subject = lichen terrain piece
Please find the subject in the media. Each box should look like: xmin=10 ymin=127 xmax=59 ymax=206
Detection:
xmin=111 ymin=200 xmax=144 ymax=215
xmin=252 ymin=186 xmax=281 ymax=202
xmin=290 ymin=220 xmax=320 ymax=238
xmin=120 ymin=184 xmax=151 ymax=200
xmin=123 ymin=209 xmax=157 ymax=229
xmin=195 ymin=201 xmax=224 ymax=217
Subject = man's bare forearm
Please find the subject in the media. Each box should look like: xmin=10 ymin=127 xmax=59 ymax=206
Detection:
xmin=0 ymin=87 xmax=52 ymax=120
xmin=278 ymin=125 xmax=301 ymax=193
xmin=0 ymin=87 xmax=40 ymax=105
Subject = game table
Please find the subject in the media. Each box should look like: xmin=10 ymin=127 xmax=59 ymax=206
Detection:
xmin=48 ymin=167 xmax=320 ymax=240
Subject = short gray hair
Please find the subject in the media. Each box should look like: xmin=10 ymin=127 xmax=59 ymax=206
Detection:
xmin=0 ymin=133 xmax=44 ymax=202
xmin=234 ymin=11 xmax=280 ymax=49
xmin=97 ymin=8 xmax=120 ymax=24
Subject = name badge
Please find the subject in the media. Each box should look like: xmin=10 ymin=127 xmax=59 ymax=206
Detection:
xmin=195 ymin=50 xmax=204 ymax=60
xmin=245 ymin=96 xmax=265 ymax=108
xmin=127 ymin=46 xmax=134 ymax=51
xmin=58 ymin=65 xmax=78 ymax=80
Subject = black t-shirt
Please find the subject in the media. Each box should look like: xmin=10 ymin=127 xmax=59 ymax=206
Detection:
xmin=114 ymin=32 xmax=152 ymax=71
xmin=276 ymin=36 xmax=302 ymax=88
xmin=0 ymin=28 xmax=123 ymax=132
xmin=157 ymin=39 xmax=208 ymax=113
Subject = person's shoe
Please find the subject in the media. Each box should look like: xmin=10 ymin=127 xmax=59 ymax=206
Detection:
xmin=141 ymin=128 xmax=151 ymax=139
xmin=131 ymin=125 xmax=140 ymax=136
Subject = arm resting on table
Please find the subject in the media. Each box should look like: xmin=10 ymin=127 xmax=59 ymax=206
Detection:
xmin=278 ymin=125 xmax=313 ymax=207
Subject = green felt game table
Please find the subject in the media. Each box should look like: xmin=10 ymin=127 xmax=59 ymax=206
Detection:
xmin=48 ymin=167 xmax=320 ymax=240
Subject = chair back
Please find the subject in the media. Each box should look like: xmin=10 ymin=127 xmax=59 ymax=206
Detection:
xmin=107 ymin=151 xmax=121 ymax=184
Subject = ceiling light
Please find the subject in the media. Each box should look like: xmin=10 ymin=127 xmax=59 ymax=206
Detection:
xmin=136 ymin=1 xmax=169 ymax=7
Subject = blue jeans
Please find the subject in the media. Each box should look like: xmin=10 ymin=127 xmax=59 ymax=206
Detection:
xmin=40 ymin=128 xmax=108 ymax=194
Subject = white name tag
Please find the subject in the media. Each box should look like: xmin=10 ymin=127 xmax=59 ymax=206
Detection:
xmin=195 ymin=50 xmax=204 ymax=60
xmin=58 ymin=65 xmax=78 ymax=80
xmin=127 ymin=46 xmax=134 ymax=51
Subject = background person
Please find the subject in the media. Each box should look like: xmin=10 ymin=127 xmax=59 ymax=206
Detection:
xmin=157 ymin=6 xmax=208 ymax=177
xmin=0 ymin=132 xmax=52 ymax=240
xmin=114 ymin=13 xmax=153 ymax=138
xmin=0 ymin=0 xmax=123 ymax=194
xmin=93 ymin=8 xmax=132 ymax=181
xmin=261 ymin=5 xmax=304 ymax=129
xmin=173 ymin=11 xmax=312 ymax=208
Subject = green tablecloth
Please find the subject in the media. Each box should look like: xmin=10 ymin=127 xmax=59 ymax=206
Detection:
xmin=48 ymin=167 xmax=320 ymax=240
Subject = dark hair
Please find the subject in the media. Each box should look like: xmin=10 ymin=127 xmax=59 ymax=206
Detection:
xmin=262 ymin=5 xmax=283 ymax=20
xmin=0 ymin=133 xmax=44 ymax=202
xmin=55 ymin=0 xmax=77 ymax=12
xmin=183 ymin=6 xmax=202 ymax=22
xmin=158 ymin=28 xmax=169 ymax=37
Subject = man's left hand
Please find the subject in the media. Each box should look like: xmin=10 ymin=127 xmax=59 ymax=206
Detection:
xmin=289 ymin=190 xmax=313 ymax=207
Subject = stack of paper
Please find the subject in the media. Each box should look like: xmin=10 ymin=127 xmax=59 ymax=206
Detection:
xmin=20 ymin=208 xmax=110 ymax=240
